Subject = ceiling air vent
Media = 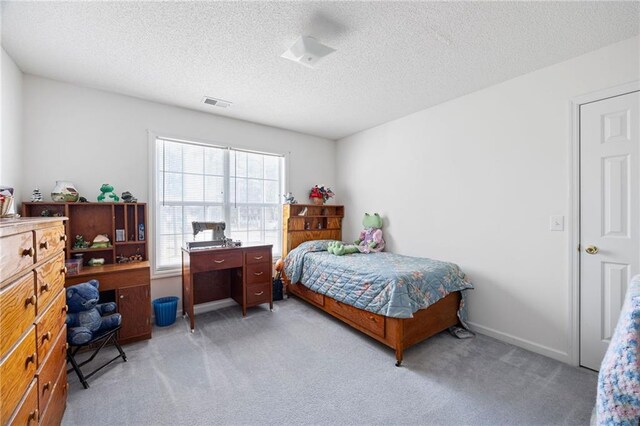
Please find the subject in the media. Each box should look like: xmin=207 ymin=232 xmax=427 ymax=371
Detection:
xmin=202 ymin=96 xmax=232 ymax=108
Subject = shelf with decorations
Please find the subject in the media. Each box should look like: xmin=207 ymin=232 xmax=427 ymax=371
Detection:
xmin=22 ymin=201 xmax=147 ymax=266
xmin=282 ymin=203 xmax=344 ymax=259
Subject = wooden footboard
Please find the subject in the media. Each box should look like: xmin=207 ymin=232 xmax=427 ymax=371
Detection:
xmin=287 ymin=282 xmax=460 ymax=366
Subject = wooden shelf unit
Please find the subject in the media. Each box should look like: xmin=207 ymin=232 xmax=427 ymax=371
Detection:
xmin=21 ymin=202 xmax=151 ymax=344
xmin=22 ymin=202 xmax=148 ymax=266
xmin=282 ymin=204 xmax=344 ymax=259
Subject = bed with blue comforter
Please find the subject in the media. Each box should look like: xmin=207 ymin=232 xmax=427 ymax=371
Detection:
xmin=284 ymin=240 xmax=474 ymax=322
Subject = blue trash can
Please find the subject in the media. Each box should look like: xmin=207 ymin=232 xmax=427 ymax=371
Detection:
xmin=153 ymin=296 xmax=179 ymax=327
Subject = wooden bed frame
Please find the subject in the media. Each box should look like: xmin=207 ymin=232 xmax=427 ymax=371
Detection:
xmin=281 ymin=203 xmax=461 ymax=366
xmin=285 ymin=281 xmax=460 ymax=366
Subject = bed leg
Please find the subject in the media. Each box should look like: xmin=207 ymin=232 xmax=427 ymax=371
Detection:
xmin=395 ymin=346 xmax=403 ymax=367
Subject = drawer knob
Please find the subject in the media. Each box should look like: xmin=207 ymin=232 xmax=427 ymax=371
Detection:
xmin=62 ymin=304 xmax=68 ymax=313
xmin=43 ymin=381 xmax=51 ymax=391
xmin=40 ymin=283 xmax=50 ymax=292
xmin=60 ymin=234 xmax=67 ymax=242
xmin=213 ymin=259 xmax=225 ymax=264
xmin=369 ymin=316 xmax=376 ymax=321
xmin=61 ymin=266 xmax=68 ymax=274
xmin=26 ymin=352 xmax=36 ymax=365
xmin=254 ymin=255 xmax=263 ymax=260
xmin=40 ymin=241 xmax=49 ymax=250
xmin=43 ymin=331 xmax=52 ymax=341
xmin=28 ymin=409 xmax=38 ymax=422
xmin=254 ymin=291 xmax=264 ymax=296
xmin=65 ymin=342 xmax=69 ymax=350
xmin=253 ymin=271 xmax=264 ymax=276
xmin=120 ymin=294 xmax=125 ymax=299
xmin=26 ymin=295 xmax=37 ymax=306
xmin=22 ymin=247 xmax=35 ymax=257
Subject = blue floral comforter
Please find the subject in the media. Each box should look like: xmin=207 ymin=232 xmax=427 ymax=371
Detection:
xmin=284 ymin=240 xmax=473 ymax=322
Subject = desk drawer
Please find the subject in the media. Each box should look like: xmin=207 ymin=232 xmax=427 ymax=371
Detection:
xmin=0 ymin=327 xmax=36 ymax=425
xmin=246 ymin=263 xmax=271 ymax=285
xmin=0 ymin=273 xmax=36 ymax=357
xmin=35 ymin=290 xmax=66 ymax=365
xmin=192 ymin=250 xmax=242 ymax=272
xmin=0 ymin=231 xmax=35 ymax=284
xmin=36 ymin=252 xmax=65 ymax=314
xmin=245 ymin=248 xmax=271 ymax=265
xmin=246 ymin=282 xmax=271 ymax=306
xmin=7 ymin=379 xmax=38 ymax=426
xmin=35 ymin=225 xmax=66 ymax=263
xmin=37 ymin=325 xmax=66 ymax=416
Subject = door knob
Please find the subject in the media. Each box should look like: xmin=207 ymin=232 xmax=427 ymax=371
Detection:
xmin=585 ymin=245 xmax=599 ymax=255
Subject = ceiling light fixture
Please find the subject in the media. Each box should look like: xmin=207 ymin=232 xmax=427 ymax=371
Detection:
xmin=281 ymin=36 xmax=336 ymax=68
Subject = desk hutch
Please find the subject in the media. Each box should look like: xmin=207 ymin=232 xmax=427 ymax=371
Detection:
xmin=22 ymin=202 xmax=152 ymax=344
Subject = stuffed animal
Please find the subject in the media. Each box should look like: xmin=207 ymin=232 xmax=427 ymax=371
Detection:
xmin=328 ymin=213 xmax=386 ymax=256
xmin=97 ymin=184 xmax=120 ymax=202
xmin=66 ymin=279 xmax=122 ymax=345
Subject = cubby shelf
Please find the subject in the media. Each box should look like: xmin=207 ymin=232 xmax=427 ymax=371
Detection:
xmin=22 ymin=202 xmax=148 ymax=266
xmin=282 ymin=204 xmax=344 ymax=259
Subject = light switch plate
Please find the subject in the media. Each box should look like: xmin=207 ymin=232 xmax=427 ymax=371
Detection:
xmin=549 ymin=215 xmax=564 ymax=231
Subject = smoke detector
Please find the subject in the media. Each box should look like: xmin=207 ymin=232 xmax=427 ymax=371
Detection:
xmin=202 ymin=96 xmax=232 ymax=108
xmin=281 ymin=36 xmax=336 ymax=68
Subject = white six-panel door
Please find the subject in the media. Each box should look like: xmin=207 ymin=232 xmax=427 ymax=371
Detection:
xmin=580 ymin=90 xmax=639 ymax=370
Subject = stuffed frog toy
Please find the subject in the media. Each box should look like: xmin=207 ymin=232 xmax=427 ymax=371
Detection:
xmin=97 ymin=184 xmax=119 ymax=202
xmin=328 ymin=213 xmax=386 ymax=256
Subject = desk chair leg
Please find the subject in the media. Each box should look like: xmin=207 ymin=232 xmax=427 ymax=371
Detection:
xmin=67 ymin=348 xmax=90 ymax=389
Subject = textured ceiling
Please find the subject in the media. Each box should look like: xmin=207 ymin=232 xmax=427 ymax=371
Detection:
xmin=1 ymin=1 xmax=639 ymax=140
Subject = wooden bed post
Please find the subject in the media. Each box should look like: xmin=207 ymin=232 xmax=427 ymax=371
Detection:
xmin=394 ymin=320 xmax=404 ymax=367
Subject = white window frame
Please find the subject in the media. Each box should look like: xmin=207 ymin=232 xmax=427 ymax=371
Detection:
xmin=148 ymin=131 xmax=287 ymax=278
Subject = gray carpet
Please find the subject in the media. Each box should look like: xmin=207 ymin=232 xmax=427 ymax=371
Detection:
xmin=62 ymin=297 xmax=597 ymax=425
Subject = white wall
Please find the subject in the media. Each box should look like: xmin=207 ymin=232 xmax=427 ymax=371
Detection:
xmin=336 ymin=36 xmax=640 ymax=363
xmin=1 ymin=48 xmax=23 ymax=209
xmin=22 ymin=75 xmax=336 ymax=303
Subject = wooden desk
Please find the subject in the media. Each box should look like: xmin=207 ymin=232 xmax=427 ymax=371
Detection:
xmin=65 ymin=261 xmax=152 ymax=344
xmin=181 ymin=244 xmax=273 ymax=331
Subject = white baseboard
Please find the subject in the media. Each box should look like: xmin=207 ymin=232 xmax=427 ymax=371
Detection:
xmin=153 ymin=298 xmax=237 ymax=320
xmin=467 ymin=321 xmax=571 ymax=364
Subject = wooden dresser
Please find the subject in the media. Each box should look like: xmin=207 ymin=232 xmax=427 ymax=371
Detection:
xmin=0 ymin=218 xmax=68 ymax=425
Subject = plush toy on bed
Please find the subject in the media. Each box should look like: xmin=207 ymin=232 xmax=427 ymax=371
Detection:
xmin=66 ymin=279 xmax=122 ymax=345
xmin=328 ymin=212 xmax=386 ymax=256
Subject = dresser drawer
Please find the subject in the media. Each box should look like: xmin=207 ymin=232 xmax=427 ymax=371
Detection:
xmin=289 ymin=283 xmax=324 ymax=307
xmin=0 ymin=231 xmax=35 ymax=284
xmin=37 ymin=325 xmax=67 ymax=416
xmin=245 ymin=248 xmax=271 ymax=265
xmin=246 ymin=262 xmax=271 ymax=285
xmin=191 ymin=250 xmax=242 ymax=273
xmin=7 ymin=379 xmax=38 ymax=426
xmin=39 ymin=361 xmax=67 ymax=426
xmin=0 ymin=273 xmax=36 ymax=357
xmin=35 ymin=225 xmax=66 ymax=262
xmin=35 ymin=290 xmax=66 ymax=365
xmin=36 ymin=252 xmax=65 ymax=314
xmin=246 ymin=282 xmax=271 ymax=306
xmin=325 ymin=298 xmax=385 ymax=338
xmin=0 ymin=327 xmax=37 ymax=425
